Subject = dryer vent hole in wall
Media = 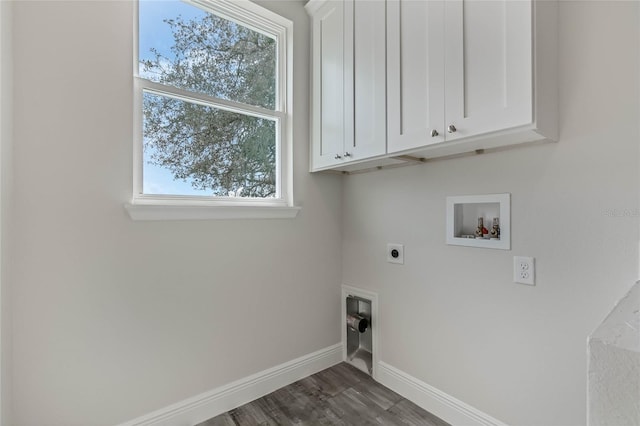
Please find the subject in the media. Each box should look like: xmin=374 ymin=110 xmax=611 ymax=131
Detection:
xmin=346 ymin=313 xmax=369 ymax=333
xmin=346 ymin=295 xmax=373 ymax=375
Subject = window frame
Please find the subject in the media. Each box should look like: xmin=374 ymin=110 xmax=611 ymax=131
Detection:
xmin=127 ymin=0 xmax=298 ymax=220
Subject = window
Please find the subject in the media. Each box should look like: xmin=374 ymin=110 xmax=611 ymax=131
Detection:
xmin=127 ymin=0 xmax=298 ymax=220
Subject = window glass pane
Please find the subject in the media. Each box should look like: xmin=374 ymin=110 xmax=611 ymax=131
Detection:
xmin=139 ymin=0 xmax=277 ymax=110
xmin=143 ymin=92 xmax=277 ymax=198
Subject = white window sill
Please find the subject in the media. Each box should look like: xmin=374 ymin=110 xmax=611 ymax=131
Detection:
xmin=124 ymin=201 xmax=301 ymax=221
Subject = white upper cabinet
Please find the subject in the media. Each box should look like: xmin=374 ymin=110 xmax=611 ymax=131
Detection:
xmin=307 ymin=0 xmax=387 ymax=171
xmin=309 ymin=0 xmax=346 ymax=170
xmin=443 ymin=0 xmax=534 ymax=142
xmin=349 ymin=0 xmax=386 ymax=161
xmin=387 ymin=0 xmax=445 ymax=152
xmin=308 ymin=0 xmax=557 ymax=172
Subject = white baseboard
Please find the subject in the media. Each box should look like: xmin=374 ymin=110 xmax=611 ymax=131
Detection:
xmin=376 ymin=361 xmax=508 ymax=426
xmin=117 ymin=343 xmax=342 ymax=426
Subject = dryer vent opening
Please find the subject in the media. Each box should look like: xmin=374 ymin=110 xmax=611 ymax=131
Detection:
xmin=346 ymin=295 xmax=372 ymax=375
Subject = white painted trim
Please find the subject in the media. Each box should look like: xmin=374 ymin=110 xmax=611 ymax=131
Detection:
xmin=341 ymin=285 xmax=379 ymax=379
xmin=124 ymin=203 xmax=300 ymax=221
xmin=0 ymin=3 xmax=3 ymax=423
xmin=132 ymin=0 xmax=295 ymax=214
xmin=116 ymin=343 xmax=342 ymax=426
xmin=377 ymin=362 xmax=508 ymax=426
xmin=304 ymin=0 xmax=330 ymax=16
xmin=189 ymin=0 xmax=291 ymax=40
xmin=140 ymin=81 xmax=284 ymax=121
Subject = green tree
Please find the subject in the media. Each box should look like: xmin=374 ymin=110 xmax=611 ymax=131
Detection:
xmin=141 ymin=12 xmax=277 ymax=197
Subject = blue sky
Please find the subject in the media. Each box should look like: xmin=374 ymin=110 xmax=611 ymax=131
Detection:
xmin=139 ymin=0 xmax=213 ymax=196
xmin=139 ymin=0 xmax=206 ymax=67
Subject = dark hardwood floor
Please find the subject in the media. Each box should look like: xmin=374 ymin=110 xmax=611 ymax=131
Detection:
xmin=197 ymin=362 xmax=450 ymax=426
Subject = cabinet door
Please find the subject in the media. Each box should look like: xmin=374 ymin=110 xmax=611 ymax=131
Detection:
xmin=387 ymin=0 xmax=445 ymax=153
xmin=344 ymin=0 xmax=387 ymax=161
xmin=444 ymin=0 xmax=533 ymax=141
xmin=311 ymin=1 xmax=346 ymax=170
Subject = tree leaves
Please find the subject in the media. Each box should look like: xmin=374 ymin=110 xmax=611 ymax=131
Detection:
xmin=141 ymin=10 xmax=277 ymax=197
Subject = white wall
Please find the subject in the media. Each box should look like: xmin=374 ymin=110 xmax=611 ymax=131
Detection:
xmin=7 ymin=1 xmax=640 ymax=425
xmin=342 ymin=1 xmax=639 ymax=425
xmin=0 ymin=1 xmax=13 ymax=424
xmin=9 ymin=1 xmax=343 ymax=425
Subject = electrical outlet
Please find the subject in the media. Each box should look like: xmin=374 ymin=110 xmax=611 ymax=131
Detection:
xmin=513 ymin=256 xmax=535 ymax=285
xmin=387 ymin=244 xmax=404 ymax=265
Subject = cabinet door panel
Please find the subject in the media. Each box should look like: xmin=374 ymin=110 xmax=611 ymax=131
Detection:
xmin=346 ymin=0 xmax=387 ymax=160
xmin=445 ymin=0 xmax=532 ymax=141
xmin=387 ymin=0 xmax=445 ymax=153
xmin=311 ymin=1 xmax=346 ymax=169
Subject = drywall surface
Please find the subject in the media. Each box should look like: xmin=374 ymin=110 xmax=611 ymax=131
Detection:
xmin=588 ymin=282 xmax=640 ymax=426
xmin=10 ymin=1 xmax=342 ymax=425
xmin=342 ymin=2 xmax=639 ymax=425
xmin=0 ymin=2 xmax=12 ymax=424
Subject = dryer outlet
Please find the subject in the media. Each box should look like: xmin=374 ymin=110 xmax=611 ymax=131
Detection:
xmin=387 ymin=243 xmax=404 ymax=265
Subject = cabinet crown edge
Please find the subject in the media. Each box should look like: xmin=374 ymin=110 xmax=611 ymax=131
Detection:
xmin=305 ymin=0 xmax=329 ymax=16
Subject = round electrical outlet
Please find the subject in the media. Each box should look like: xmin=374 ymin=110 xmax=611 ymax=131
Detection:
xmin=386 ymin=244 xmax=404 ymax=264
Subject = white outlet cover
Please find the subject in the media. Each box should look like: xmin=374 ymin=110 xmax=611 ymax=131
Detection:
xmin=513 ymin=256 xmax=535 ymax=285
xmin=387 ymin=244 xmax=404 ymax=264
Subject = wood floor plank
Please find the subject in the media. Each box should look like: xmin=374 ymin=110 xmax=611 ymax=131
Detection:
xmin=265 ymin=386 xmax=315 ymax=424
xmin=351 ymin=378 xmax=404 ymax=410
xmin=197 ymin=363 xmax=450 ymax=426
xmin=310 ymin=364 xmax=364 ymax=397
xmin=328 ymin=362 xmax=371 ymax=384
xmin=197 ymin=412 xmax=236 ymax=426
xmin=228 ymin=404 xmax=270 ymax=426
xmin=387 ymin=399 xmax=451 ymax=426
xmin=294 ymin=375 xmax=335 ymax=401
xmin=324 ymin=388 xmax=384 ymax=425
